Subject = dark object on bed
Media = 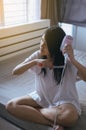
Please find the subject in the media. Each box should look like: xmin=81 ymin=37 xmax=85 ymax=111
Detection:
xmin=0 ymin=101 xmax=86 ymax=130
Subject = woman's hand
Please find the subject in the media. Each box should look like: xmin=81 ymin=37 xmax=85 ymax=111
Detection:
xmin=36 ymin=58 xmax=53 ymax=68
xmin=63 ymin=44 xmax=75 ymax=63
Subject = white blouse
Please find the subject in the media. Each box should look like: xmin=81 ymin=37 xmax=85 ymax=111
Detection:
xmin=25 ymin=50 xmax=81 ymax=115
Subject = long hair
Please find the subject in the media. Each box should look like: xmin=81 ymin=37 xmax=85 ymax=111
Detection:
xmin=41 ymin=26 xmax=66 ymax=85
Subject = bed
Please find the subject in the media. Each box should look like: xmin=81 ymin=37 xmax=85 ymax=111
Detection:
xmin=0 ymin=49 xmax=86 ymax=130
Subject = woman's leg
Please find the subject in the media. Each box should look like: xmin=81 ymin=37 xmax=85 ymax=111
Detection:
xmin=6 ymin=95 xmax=52 ymax=126
xmin=6 ymin=97 xmax=78 ymax=128
xmin=40 ymin=103 xmax=79 ymax=127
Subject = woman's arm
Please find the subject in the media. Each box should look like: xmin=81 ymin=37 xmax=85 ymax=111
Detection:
xmin=12 ymin=58 xmax=48 ymax=75
xmin=63 ymin=44 xmax=86 ymax=81
xmin=12 ymin=59 xmax=37 ymax=75
xmin=71 ymin=58 xmax=86 ymax=81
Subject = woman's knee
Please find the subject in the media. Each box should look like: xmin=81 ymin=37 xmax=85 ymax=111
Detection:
xmin=57 ymin=105 xmax=78 ymax=126
xmin=6 ymin=100 xmax=17 ymax=113
xmin=5 ymin=96 xmax=30 ymax=112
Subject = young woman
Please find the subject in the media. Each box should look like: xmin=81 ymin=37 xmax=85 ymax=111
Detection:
xmin=6 ymin=26 xmax=86 ymax=130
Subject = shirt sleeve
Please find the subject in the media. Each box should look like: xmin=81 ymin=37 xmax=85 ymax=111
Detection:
xmin=24 ymin=50 xmax=41 ymax=74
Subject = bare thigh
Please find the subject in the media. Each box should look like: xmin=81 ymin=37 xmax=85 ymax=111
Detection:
xmin=7 ymin=95 xmax=41 ymax=108
xmin=6 ymin=95 xmax=52 ymax=126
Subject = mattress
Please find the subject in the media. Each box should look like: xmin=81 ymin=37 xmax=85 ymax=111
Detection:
xmin=0 ymin=49 xmax=86 ymax=130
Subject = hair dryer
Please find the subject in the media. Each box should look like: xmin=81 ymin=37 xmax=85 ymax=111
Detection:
xmin=60 ymin=35 xmax=73 ymax=64
xmin=38 ymin=35 xmax=73 ymax=68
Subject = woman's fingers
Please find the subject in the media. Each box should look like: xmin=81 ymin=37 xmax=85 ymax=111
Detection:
xmin=37 ymin=59 xmax=53 ymax=68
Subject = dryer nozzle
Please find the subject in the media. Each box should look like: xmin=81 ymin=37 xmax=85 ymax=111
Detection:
xmin=60 ymin=35 xmax=73 ymax=64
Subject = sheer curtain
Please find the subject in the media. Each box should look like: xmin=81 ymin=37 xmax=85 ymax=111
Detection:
xmin=59 ymin=0 xmax=86 ymax=27
xmin=0 ymin=0 xmax=4 ymax=26
xmin=1 ymin=0 xmax=41 ymax=26
xmin=28 ymin=0 xmax=41 ymax=22
xmin=41 ymin=0 xmax=59 ymax=26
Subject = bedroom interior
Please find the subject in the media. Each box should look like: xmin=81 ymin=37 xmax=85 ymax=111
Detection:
xmin=0 ymin=0 xmax=86 ymax=130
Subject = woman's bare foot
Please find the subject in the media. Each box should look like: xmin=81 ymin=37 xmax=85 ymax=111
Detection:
xmin=54 ymin=125 xmax=64 ymax=130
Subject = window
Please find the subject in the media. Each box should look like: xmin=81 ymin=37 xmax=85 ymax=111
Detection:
xmin=59 ymin=23 xmax=76 ymax=48
xmin=0 ymin=0 xmax=41 ymax=27
xmin=0 ymin=0 xmax=4 ymax=26
xmin=59 ymin=23 xmax=73 ymax=36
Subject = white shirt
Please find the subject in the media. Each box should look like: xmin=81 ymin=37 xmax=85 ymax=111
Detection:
xmin=25 ymin=50 xmax=81 ymax=115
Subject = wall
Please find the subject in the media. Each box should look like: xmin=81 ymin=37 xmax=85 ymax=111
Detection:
xmin=73 ymin=26 xmax=86 ymax=52
xmin=0 ymin=19 xmax=50 ymax=61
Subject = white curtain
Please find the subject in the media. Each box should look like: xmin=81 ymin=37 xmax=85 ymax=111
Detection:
xmin=1 ymin=0 xmax=41 ymax=26
xmin=0 ymin=0 xmax=4 ymax=26
xmin=28 ymin=0 xmax=41 ymax=22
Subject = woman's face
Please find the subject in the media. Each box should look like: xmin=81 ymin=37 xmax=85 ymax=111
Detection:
xmin=40 ymin=34 xmax=50 ymax=57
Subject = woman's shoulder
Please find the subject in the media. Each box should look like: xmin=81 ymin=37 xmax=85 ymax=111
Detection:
xmin=27 ymin=50 xmax=40 ymax=58
xmin=33 ymin=50 xmax=40 ymax=55
xmin=24 ymin=50 xmax=40 ymax=62
xmin=32 ymin=50 xmax=41 ymax=58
